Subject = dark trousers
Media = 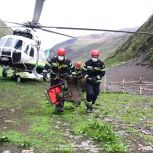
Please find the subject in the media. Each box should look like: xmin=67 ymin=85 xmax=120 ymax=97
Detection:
xmin=86 ymin=81 xmax=100 ymax=104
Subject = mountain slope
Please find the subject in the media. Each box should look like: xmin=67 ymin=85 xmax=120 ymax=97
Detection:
xmin=48 ymin=28 xmax=138 ymax=62
xmin=0 ymin=19 xmax=12 ymax=37
xmin=65 ymin=33 xmax=130 ymax=62
xmin=106 ymin=14 xmax=153 ymax=65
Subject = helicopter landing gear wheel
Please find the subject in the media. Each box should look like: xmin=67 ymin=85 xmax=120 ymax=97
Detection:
xmin=11 ymin=72 xmax=21 ymax=83
xmin=16 ymin=75 xmax=21 ymax=83
xmin=2 ymin=67 xmax=9 ymax=77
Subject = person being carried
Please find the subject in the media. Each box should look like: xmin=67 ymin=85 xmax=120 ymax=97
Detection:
xmin=84 ymin=49 xmax=105 ymax=113
xmin=72 ymin=61 xmax=86 ymax=105
xmin=43 ymin=48 xmax=75 ymax=113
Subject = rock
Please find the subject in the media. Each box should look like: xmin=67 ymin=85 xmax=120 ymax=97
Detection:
xmin=140 ymin=146 xmax=153 ymax=151
xmin=57 ymin=121 xmax=61 ymax=124
xmin=55 ymin=125 xmax=60 ymax=129
xmin=21 ymin=150 xmax=34 ymax=153
xmin=3 ymin=126 xmax=7 ymax=129
xmin=3 ymin=150 xmax=11 ymax=153
xmin=81 ymin=140 xmax=90 ymax=147
xmin=63 ymin=122 xmax=69 ymax=126
xmin=103 ymin=117 xmax=113 ymax=122
xmin=10 ymin=109 xmax=15 ymax=113
xmin=66 ymin=128 xmax=71 ymax=131
xmin=117 ymin=131 xmax=128 ymax=136
xmin=140 ymin=130 xmax=151 ymax=135
xmin=4 ymin=120 xmax=13 ymax=123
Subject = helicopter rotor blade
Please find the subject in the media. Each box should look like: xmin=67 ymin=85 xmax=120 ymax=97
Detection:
xmin=2 ymin=21 xmax=25 ymax=26
xmin=32 ymin=0 xmax=45 ymax=23
xmin=41 ymin=28 xmax=77 ymax=39
xmin=40 ymin=26 xmax=153 ymax=36
xmin=0 ymin=26 xmax=23 ymax=28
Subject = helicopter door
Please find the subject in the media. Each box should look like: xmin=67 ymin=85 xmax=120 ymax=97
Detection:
xmin=22 ymin=43 xmax=30 ymax=63
xmin=27 ymin=45 xmax=37 ymax=69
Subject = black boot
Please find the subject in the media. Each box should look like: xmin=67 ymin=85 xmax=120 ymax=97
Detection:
xmin=92 ymin=100 xmax=95 ymax=105
xmin=55 ymin=102 xmax=64 ymax=113
xmin=86 ymin=106 xmax=93 ymax=113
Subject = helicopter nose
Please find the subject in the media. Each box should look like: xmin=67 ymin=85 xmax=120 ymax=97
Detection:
xmin=1 ymin=48 xmax=12 ymax=56
xmin=0 ymin=48 xmax=12 ymax=65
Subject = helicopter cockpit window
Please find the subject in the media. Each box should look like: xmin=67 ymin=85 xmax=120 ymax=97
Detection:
xmin=30 ymin=47 xmax=34 ymax=57
xmin=14 ymin=40 xmax=23 ymax=50
xmin=4 ymin=38 xmax=14 ymax=48
xmin=0 ymin=37 xmax=6 ymax=47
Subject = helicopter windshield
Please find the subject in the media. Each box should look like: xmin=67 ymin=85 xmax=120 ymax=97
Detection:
xmin=0 ymin=37 xmax=23 ymax=51
xmin=0 ymin=38 xmax=14 ymax=48
xmin=0 ymin=37 xmax=6 ymax=47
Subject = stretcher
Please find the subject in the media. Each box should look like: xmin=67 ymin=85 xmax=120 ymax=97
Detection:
xmin=47 ymin=78 xmax=83 ymax=105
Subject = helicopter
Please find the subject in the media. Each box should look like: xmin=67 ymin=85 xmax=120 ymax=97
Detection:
xmin=0 ymin=28 xmax=46 ymax=82
xmin=0 ymin=0 xmax=76 ymax=82
xmin=0 ymin=0 xmax=153 ymax=82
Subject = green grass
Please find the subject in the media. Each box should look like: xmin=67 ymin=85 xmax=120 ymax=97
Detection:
xmin=77 ymin=120 xmax=128 ymax=153
xmin=0 ymin=71 xmax=153 ymax=152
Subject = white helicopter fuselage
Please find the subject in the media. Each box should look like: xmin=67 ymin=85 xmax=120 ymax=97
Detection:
xmin=0 ymin=34 xmax=47 ymax=81
xmin=0 ymin=35 xmax=46 ymax=71
xmin=0 ymin=35 xmax=36 ymax=69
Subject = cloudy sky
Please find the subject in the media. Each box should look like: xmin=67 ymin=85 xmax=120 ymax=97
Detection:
xmin=0 ymin=0 xmax=153 ymax=49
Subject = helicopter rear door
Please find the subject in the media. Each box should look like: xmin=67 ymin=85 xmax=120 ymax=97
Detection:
xmin=23 ymin=43 xmax=37 ymax=70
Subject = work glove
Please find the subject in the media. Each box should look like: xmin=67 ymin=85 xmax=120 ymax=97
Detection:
xmin=96 ymin=75 xmax=101 ymax=83
xmin=43 ymin=70 xmax=47 ymax=76
xmin=43 ymin=70 xmax=48 ymax=81
xmin=72 ymin=72 xmax=76 ymax=75
xmin=84 ymin=75 xmax=89 ymax=80
xmin=96 ymin=75 xmax=101 ymax=80
xmin=96 ymin=79 xmax=101 ymax=83
xmin=71 ymin=72 xmax=77 ymax=78
xmin=43 ymin=69 xmax=47 ymax=73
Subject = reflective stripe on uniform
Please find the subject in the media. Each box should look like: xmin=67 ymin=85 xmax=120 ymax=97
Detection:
xmin=87 ymin=66 xmax=93 ymax=70
xmin=59 ymin=64 xmax=68 ymax=68
xmin=93 ymin=67 xmax=101 ymax=70
xmin=52 ymin=63 xmax=58 ymax=67
xmin=85 ymin=101 xmax=92 ymax=107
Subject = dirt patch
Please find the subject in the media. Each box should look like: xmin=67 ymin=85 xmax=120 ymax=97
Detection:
xmin=102 ymin=59 xmax=153 ymax=95
xmin=0 ymin=144 xmax=22 ymax=153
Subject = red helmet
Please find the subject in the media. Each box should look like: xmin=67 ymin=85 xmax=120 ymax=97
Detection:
xmin=75 ymin=61 xmax=81 ymax=68
xmin=57 ymin=48 xmax=66 ymax=56
xmin=91 ymin=49 xmax=100 ymax=57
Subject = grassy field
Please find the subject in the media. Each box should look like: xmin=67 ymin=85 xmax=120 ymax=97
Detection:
xmin=0 ymin=74 xmax=153 ymax=153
